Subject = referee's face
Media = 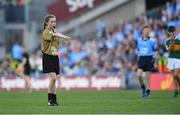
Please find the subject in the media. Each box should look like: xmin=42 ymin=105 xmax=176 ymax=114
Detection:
xmin=47 ymin=17 xmax=56 ymax=29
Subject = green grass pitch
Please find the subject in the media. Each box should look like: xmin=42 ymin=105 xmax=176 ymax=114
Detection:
xmin=0 ymin=90 xmax=179 ymax=114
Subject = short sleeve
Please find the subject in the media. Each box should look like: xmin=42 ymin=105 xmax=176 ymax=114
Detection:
xmin=43 ymin=30 xmax=53 ymax=41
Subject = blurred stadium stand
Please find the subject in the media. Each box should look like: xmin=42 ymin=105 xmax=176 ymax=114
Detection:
xmin=50 ymin=0 xmax=145 ymax=41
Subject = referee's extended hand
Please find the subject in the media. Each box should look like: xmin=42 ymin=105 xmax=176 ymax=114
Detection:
xmin=64 ymin=36 xmax=72 ymax=45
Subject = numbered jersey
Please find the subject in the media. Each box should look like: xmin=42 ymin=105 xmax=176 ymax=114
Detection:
xmin=42 ymin=28 xmax=60 ymax=56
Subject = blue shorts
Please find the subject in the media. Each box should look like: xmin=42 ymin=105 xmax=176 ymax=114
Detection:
xmin=138 ymin=56 xmax=155 ymax=72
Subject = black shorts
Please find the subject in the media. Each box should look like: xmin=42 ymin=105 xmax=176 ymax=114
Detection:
xmin=42 ymin=53 xmax=59 ymax=75
xmin=138 ymin=56 xmax=155 ymax=72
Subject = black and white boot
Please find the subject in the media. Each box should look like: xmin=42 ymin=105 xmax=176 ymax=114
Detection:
xmin=48 ymin=93 xmax=55 ymax=106
xmin=52 ymin=94 xmax=59 ymax=106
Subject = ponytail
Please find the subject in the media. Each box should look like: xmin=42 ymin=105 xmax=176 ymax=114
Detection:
xmin=43 ymin=23 xmax=47 ymax=30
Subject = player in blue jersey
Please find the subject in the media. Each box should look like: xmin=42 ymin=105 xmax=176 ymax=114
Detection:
xmin=136 ymin=25 xmax=157 ymax=98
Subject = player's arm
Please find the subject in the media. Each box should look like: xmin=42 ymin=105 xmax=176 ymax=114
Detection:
xmin=167 ymin=32 xmax=176 ymax=51
xmin=152 ymin=40 xmax=158 ymax=64
xmin=152 ymin=39 xmax=158 ymax=51
xmin=165 ymin=39 xmax=173 ymax=52
xmin=17 ymin=57 xmax=26 ymax=69
xmin=52 ymin=32 xmax=71 ymax=40
xmin=167 ymin=40 xmax=174 ymax=52
xmin=43 ymin=30 xmax=71 ymax=41
xmin=22 ymin=57 xmax=26 ymax=65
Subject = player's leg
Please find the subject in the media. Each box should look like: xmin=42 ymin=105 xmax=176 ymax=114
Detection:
xmin=174 ymin=67 xmax=180 ymax=97
xmin=144 ymin=56 xmax=155 ymax=97
xmin=23 ymin=66 xmax=31 ymax=93
xmin=145 ymin=71 xmax=150 ymax=89
xmin=171 ymin=70 xmax=179 ymax=97
xmin=51 ymin=73 xmax=58 ymax=105
xmin=169 ymin=58 xmax=180 ymax=97
xmin=51 ymin=56 xmax=60 ymax=105
xmin=174 ymin=59 xmax=180 ymax=94
xmin=145 ymin=71 xmax=151 ymax=97
xmin=24 ymin=75 xmax=31 ymax=93
xmin=137 ymin=69 xmax=146 ymax=97
xmin=48 ymin=72 xmax=57 ymax=106
xmin=167 ymin=58 xmax=176 ymax=97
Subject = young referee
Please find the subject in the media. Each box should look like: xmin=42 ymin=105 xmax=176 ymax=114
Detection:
xmin=136 ymin=25 xmax=157 ymax=98
xmin=42 ymin=14 xmax=71 ymax=106
xmin=165 ymin=26 xmax=180 ymax=97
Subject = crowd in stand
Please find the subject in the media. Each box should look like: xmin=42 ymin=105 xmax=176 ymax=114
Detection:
xmin=0 ymin=1 xmax=179 ymax=79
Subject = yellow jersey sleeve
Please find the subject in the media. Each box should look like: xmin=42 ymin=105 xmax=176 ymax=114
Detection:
xmin=43 ymin=30 xmax=53 ymax=41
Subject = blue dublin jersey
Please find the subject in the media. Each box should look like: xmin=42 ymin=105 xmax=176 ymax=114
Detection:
xmin=136 ymin=37 xmax=157 ymax=56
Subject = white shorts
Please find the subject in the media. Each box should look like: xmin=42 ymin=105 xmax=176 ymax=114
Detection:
xmin=167 ymin=58 xmax=180 ymax=70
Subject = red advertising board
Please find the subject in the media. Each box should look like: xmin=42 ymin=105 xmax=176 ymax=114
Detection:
xmin=150 ymin=74 xmax=175 ymax=90
xmin=48 ymin=0 xmax=105 ymax=21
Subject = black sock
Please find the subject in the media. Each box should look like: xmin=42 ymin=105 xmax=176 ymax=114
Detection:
xmin=141 ymin=84 xmax=145 ymax=90
xmin=52 ymin=94 xmax=57 ymax=102
xmin=48 ymin=93 xmax=53 ymax=102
